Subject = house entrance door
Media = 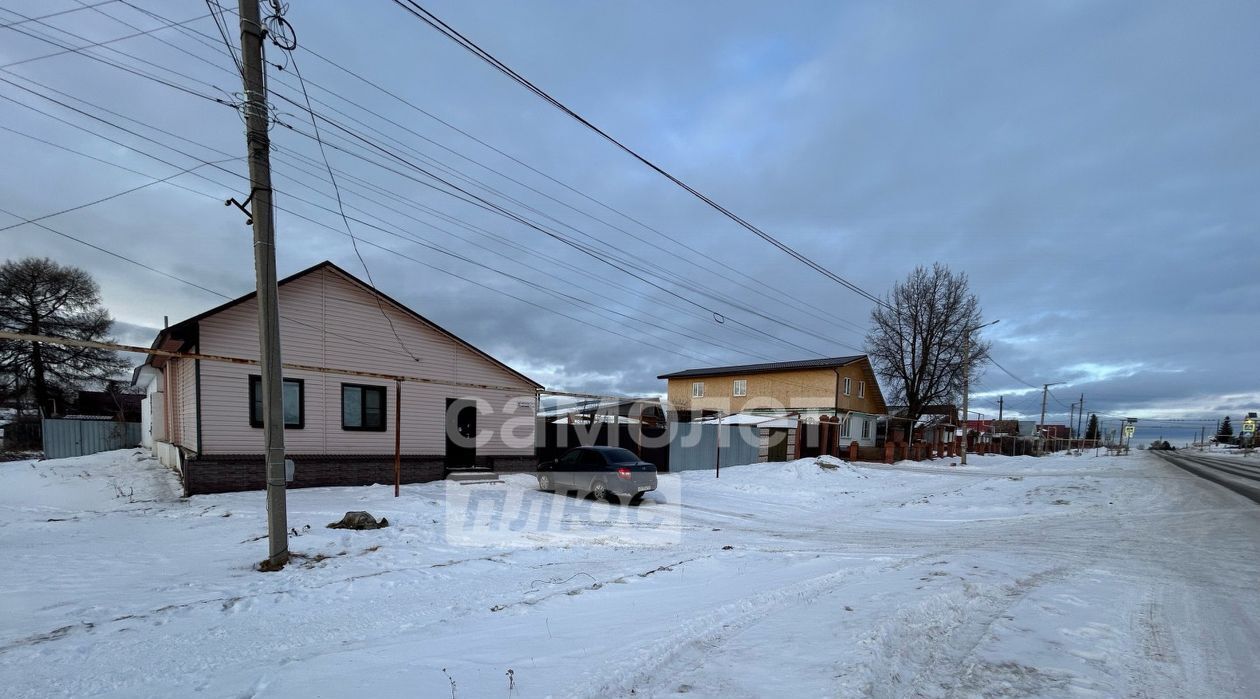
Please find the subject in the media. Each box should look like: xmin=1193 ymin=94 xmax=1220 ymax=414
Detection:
xmin=445 ymin=398 xmax=477 ymax=467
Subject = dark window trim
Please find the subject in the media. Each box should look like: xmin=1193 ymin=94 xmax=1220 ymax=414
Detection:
xmin=341 ymin=382 xmax=388 ymax=431
xmin=248 ymin=374 xmax=305 ymax=429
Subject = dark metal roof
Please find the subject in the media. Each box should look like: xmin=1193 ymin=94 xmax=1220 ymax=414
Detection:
xmin=657 ymin=356 xmax=866 ymax=380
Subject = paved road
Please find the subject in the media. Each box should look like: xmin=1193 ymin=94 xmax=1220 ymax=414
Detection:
xmin=1154 ymin=450 xmax=1260 ymax=504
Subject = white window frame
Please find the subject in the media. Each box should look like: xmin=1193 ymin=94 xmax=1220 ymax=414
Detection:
xmin=843 ymin=377 xmax=852 ymax=396
xmin=841 ymin=416 xmax=851 ymax=438
xmin=862 ymin=419 xmax=871 ymax=439
xmin=692 ymin=381 xmax=705 ymax=398
xmin=858 ymin=380 xmax=865 ymax=398
xmin=733 ymin=379 xmax=747 ymax=397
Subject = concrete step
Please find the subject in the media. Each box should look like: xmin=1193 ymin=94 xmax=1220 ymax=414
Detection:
xmin=446 ymin=468 xmax=502 ymax=485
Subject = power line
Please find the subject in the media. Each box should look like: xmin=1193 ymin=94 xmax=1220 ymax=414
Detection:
xmin=3 ymin=9 xmax=859 ymax=361
xmin=0 ymin=157 xmax=237 ymax=233
xmin=202 ymin=0 xmax=243 ymax=76
xmin=0 ymin=88 xmax=721 ymax=364
xmin=988 ymin=356 xmax=1039 ymax=390
xmin=0 ymin=6 xmax=226 ymax=103
xmin=0 ymin=77 xmax=751 ymax=363
xmin=264 ymin=155 xmax=760 ymax=361
xmin=266 ymin=99 xmax=842 ymax=357
xmin=162 ymin=0 xmax=868 ymax=335
xmin=0 ymin=14 xmax=867 ymax=366
xmin=266 ymin=2 xmax=422 ymax=363
xmin=390 ymin=0 xmax=888 ymax=309
xmin=0 ymin=0 xmax=120 ymax=29
xmin=0 ymin=7 xmax=215 ymax=76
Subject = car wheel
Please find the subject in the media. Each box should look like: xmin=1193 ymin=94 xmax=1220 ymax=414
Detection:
xmin=537 ymin=474 xmax=554 ymax=492
xmin=629 ymin=492 xmax=645 ymax=506
xmin=590 ymin=479 xmax=609 ymax=502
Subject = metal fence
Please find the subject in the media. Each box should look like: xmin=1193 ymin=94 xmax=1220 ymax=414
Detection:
xmin=41 ymin=418 xmax=142 ymax=459
xmin=669 ymin=422 xmax=761 ymax=472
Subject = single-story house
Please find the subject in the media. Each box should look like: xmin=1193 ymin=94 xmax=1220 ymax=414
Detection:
xmin=133 ymin=260 xmax=541 ymax=494
xmin=657 ymin=356 xmax=888 ymax=448
xmin=538 ymin=397 xmax=666 ymax=426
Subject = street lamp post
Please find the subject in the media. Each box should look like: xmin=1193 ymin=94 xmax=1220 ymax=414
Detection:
xmin=960 ymin=319 xmax=1000 ymax=466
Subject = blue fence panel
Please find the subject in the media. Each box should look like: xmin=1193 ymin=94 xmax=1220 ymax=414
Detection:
xmin=669 ymin=423 xmax=761 ymax=472
xmin=41 ymin=419 xmax=142 ymax=459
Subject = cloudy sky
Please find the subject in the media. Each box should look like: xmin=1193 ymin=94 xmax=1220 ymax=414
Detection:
xmin=1 ymin=0 xmax=1256 ymax=435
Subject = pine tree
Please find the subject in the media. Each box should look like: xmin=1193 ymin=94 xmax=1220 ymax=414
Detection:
xmin=1084 ymin=413 xmax=1100 ymax=441
xmin=0 ymin=258 xmax=129 ymax=417
xmin=1218 ymin=416 xmax=1234 ymax=444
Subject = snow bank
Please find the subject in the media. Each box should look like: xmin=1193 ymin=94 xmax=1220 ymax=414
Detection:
xmin=0 ymin=448 xmax=181 ymax=514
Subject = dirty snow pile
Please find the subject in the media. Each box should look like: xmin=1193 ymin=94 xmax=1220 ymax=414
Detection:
xmin=2 ymin=448 xmax=1260 ymax=698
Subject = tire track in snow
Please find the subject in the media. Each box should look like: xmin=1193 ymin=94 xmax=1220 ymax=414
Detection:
xmin=573 ymin=552 xmax=946 ymax=699
xmin=845 ymin=566 xmax=1071 ymax=699
xmin=1128 ymin=592 xmax=1187 ymax=699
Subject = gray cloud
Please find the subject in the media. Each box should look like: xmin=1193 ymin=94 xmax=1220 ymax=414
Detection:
xmin=1 ymin=0 xmax=1256 ymax=422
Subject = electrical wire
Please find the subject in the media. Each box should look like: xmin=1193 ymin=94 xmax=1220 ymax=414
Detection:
xmin=0 ymin=157 xmax=237 ymax=233
xmin=148 ymin=0 xmax=869 ymax=335
xmin=0 ymin=1 xmax=120 ymax=29
xmin=390 ymin=0 xmax=888 ymax=309
xmin=2 ymin=8 xmax=859 ymax=361
xmin=0 ymin=76 xmax=760 ymax=362
xmin=0 ymin=90 xmax=719 ymax=363
xmin=0 ymin=7 xmax=215 ymax=74
xmin=264 ymin=2 xmax=422 ymax=363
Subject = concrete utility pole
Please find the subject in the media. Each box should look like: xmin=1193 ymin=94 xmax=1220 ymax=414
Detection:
xmin=1037 ymin=382 xmax=1061 ymax=455
xmin=959 ymin=319 xmax=999 ymax=466
xmin=1076 ymin=393 xmax=1085 ymax=441
xmin=237 ymin=0 xmax=288 ymax=568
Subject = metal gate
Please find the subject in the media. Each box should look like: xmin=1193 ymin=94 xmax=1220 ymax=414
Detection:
xmin=668 ymin=422 xmax=761 ymax=472
xmin=41 ymin=418 xmax=142 ymax=459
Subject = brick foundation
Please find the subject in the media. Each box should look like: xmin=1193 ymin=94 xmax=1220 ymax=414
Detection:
xmin=184 ymin=454 xmax=536 ymax=495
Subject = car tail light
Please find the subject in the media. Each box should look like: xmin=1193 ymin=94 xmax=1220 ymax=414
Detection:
xmin=617 ymin=467 xmax=632 ymax=480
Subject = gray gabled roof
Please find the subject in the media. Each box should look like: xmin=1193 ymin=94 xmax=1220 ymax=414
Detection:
xmin=657 ymin=355 xmax=865 ymax=380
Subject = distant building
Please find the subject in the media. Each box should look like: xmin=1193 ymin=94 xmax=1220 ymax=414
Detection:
xmin=72 ymin=390 xmax=143 ymax=422
xmin=658 ymin=356 xmax=887 ymax=447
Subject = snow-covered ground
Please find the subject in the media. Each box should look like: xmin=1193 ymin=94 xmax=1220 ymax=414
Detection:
xmin=3 ymin=449 xmax=1259 ymax=698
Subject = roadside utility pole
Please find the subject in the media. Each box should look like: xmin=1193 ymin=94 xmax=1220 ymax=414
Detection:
xmin=959 ymin=319 xmax=999 ymax=466
xmin=1076 ymin=393 xmax=1085 ymax=441
xmin=238 ymin=0 xmax=288 ymax=568
xmin=1037 ymin=382 xmax=1061 ymax=455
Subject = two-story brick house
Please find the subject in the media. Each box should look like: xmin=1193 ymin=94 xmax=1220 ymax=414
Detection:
xmin=658 ymin=356 xmax=888 ymax=447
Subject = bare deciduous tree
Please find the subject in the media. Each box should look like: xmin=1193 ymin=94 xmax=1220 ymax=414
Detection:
xmin=865 ymin=264 xmax=989 ymax=441
xmin=0 ymin=257 xmax=129 ymax=417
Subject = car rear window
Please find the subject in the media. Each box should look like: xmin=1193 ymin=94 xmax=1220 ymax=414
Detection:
xmin=605 ymin=449 xmax=640 ymax=463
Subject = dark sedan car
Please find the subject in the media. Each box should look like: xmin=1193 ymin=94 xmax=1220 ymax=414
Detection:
xmin=536 ymin=446 xmax=658 ymax=503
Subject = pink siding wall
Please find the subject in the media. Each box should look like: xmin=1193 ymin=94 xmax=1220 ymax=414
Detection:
xmin=195 ymin=267 xmax=537 ymax=456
